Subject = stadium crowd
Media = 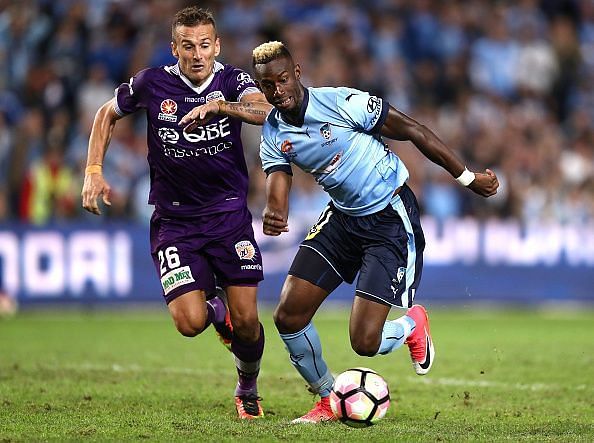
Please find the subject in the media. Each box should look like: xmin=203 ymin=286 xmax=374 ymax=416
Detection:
xmin=0 ymin=0 xmax=592 ymax=226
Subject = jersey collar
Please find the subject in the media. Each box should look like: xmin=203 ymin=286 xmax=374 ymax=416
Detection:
xmin=166 ymin=61 xmax=224 ymax=95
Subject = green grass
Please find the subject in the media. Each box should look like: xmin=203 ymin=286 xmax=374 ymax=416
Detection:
xmin=1 ymin=307 xmax=593 ymax=442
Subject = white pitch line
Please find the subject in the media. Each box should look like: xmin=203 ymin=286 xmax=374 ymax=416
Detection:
xmin=405 ymin=376 xmax=590 ymax=392
xmin=54 ymin=363 xmax=592 ymax=392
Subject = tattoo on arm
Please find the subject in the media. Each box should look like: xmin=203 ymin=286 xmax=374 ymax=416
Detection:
xmin=221 ymin=101 xmax=269 ymax=125
xmin=227 ymin=102 xmax=267 ymax=116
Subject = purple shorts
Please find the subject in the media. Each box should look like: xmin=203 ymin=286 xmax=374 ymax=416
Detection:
xmin=150 ymin=207 xmax=264 ymax=304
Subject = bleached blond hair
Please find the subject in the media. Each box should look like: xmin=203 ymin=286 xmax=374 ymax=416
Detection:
xmin=252 ymin=41 xmax=293 ymax=66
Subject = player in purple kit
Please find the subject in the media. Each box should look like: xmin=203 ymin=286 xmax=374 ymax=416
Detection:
xmin=81 ymin=7 xmax=270 ymax=419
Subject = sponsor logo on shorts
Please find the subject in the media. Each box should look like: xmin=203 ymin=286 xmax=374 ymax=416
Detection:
xmin=160 ymin=265 xmax=195 ymax=295
xmin=235 ymin=240 xmax=256 ymax=261
xmin=390 ymin=278 xmax=399 ymax=297
xmin=241 ymin=264 xmax=262 ymax=271
xmin=158 ymin=99 xmax=178 ymax=122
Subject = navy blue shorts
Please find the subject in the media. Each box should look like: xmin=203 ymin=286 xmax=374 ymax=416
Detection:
xmin=289 ymin=184 xmax=425 ymax=308
xmin=150 ymin=207 xmax=264 ymax=304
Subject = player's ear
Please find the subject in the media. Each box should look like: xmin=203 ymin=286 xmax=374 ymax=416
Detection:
xmin=214 ymin=37 xmax=221 ymax=57
xmin=171 ymin=41 xmax=179 ymax=59
xmin=294 ymin=64 xmax=301 ymax=80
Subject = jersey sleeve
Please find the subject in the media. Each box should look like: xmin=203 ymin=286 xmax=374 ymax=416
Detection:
xmin=225 ymin=67 xmax=261 ymax=102
xmin=260 ymin=119 xmax=292 ymax=175
xmin=336 ymin=87 xmax=389 ymax=134
xmin=113 ymin=68 xmax=151 ymax=116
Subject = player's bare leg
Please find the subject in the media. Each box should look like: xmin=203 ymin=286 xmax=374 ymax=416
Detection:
xmin=168 ymin=290 xmax=212 ymax=337
xmin=226 ymin=285 xmax=265 ymax=419
xmin=350 ymin=296 xmax=435 ymax=375
xmin=274 ymin=276 xmax=336 ymax=424
xmin=168 ymin=289 xmax=263 ymax=418
xmin=349 ymin=296 xmax=392 ymax=356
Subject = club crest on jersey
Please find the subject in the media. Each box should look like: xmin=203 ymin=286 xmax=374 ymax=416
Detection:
xmin=158 ymin=99 xmax=178 ymax=122
xmin=320 ymin=123 xmax=332 ymax=140
xmin=235 ymin=240 xmax=256 ymax=261
xmin=206 ymin=90 xmax=225 ymax=102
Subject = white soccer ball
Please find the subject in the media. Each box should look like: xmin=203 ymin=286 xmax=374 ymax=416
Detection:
xmin=329 ymin=367 xmax=390 ymax=427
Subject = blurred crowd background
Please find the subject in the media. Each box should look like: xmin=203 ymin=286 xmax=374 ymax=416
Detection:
xmin=1 ymin=0 xmax=593 ymax=227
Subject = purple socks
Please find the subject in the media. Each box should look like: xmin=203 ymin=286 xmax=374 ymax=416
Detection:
xmin=232 ymin=323 xmax=265 ymax=397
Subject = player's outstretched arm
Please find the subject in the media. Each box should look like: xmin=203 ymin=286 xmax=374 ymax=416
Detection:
xmin=380 ymin=106 xmax=499 ymax=197
xmin=263 ymin=171 xmax=291 ymax=236
xmin=179 ymin=92 xmax=273 ymax=131
xmin=81 ymin=98 xmax=121 ymax=215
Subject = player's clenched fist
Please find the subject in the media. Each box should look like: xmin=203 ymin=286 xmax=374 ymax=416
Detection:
xmin=468 ymin=168 xmax=499 ymax=197
xmin=262 ymin=208 xmax=289 ymax=236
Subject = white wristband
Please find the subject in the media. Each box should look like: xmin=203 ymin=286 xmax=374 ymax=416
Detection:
xmin=456 ymin=168 xmax=475 ymax=186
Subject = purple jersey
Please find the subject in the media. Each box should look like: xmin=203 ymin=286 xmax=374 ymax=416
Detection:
xmin=114 ymin=61 xmax=260 ymax=217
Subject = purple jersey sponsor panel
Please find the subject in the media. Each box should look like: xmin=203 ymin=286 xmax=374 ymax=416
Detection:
xmin=150 ymin=208 xmax=263 ymax=304
xmin=114 ymin=62 xmax=259 ymax=217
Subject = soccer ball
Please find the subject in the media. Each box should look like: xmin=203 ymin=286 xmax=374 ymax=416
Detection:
xmin=329 ymin=367 xmax=390 ymax=427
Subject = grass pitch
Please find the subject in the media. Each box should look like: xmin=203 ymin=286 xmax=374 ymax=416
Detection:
xmin=1 ymin=306 xmax=593 ymax=442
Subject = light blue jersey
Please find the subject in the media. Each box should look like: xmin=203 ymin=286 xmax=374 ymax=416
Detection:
xmin=260 ymin=87 xmax=409 ymax=216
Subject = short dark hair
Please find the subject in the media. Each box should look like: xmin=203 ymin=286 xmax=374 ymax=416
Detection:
xmin=252 ymin=41 xmax=293 ymax=66
xmin=171 ymin=7 xmax=216 ymax=41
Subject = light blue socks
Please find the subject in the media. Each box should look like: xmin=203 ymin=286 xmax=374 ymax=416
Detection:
xmin=377 ymin=315 xmax=416 ymax=355
xmin=279 ymin=322 xmax=334 ymax=397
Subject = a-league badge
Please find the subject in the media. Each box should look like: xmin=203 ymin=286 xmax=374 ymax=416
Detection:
xmin=235 ymin=240 xmax=256 ymax=261
xmin=158 ymin=99 xmax=178 ymax=122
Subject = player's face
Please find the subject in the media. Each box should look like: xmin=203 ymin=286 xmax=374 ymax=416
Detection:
xmin=171 ymin=24 xmax=220 ymax=86
xmin=254 ymin=57 xmax=303 ymax=114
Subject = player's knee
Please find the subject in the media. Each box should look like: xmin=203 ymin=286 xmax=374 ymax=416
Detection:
xmin=231 ymin=313 xmax=260 ymax=342
xmin=172 ymin=313 xmax=205 ymax=337
xmin=273 ymin=306 xmax=305 ymax=334
xmin=350 ymin=335 xmax=380 ymax=357
xmin=175 ymin=322 xmax=200 ymax=337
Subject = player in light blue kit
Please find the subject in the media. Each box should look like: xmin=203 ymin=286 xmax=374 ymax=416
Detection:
xmin=180 ymin=41 xmax=499 ymax=423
